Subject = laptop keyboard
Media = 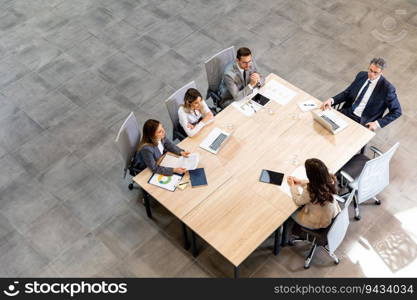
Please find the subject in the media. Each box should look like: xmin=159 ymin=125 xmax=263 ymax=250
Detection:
xmin=321 ymin=115 xmax=340 ymax=131
xmin=209 ymin=133 xmax=228 ymax=151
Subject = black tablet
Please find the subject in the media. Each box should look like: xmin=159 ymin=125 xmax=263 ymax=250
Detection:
xmin=259 ymin=169 xmax=284 ymax=186
xmin=251 ymin=93 xmax=270 ymax=106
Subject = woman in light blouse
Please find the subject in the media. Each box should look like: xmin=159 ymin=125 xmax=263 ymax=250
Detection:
xmin=178 ymin=88 xmax=214 ymax=137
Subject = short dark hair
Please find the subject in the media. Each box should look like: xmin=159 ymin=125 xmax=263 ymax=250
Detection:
xmin=236 ymin=47 xmax=252 ymax=59
xmin=370 ymin=57 xmax=387 ymax=70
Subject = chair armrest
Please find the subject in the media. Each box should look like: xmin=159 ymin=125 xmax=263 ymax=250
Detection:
xmin=340 ymin=170 xmax=354 ymax=183
xmin=334 ymin=194 xmax=345 ymax=203
xmin=369 ymin=146 xmax=383 ymax=158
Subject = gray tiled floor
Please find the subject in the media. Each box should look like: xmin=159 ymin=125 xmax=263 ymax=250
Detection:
xmin=1 ymin=0 xmax=417 ymax=278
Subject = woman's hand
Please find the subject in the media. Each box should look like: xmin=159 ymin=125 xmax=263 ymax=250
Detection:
xmin=187 ymin=123 xmax=195 ymax=129
xmin=287 ymin=176 xmax=295 ymax=186
xmin=292 ymin=177 xmax=303 ymax=185
xmin=180 ymin=151 xmax=190 ymax=157
xmin=202 ymin=112 xmax=214 ymax=123
xmin=173 ymin=167 xmax=187 ymax=174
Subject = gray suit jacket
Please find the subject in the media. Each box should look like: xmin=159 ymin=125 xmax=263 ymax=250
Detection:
xmin=219 ymin=59 xmax=264 ymax=107
xmin=132 ymin=137 xmax=183 ymax=176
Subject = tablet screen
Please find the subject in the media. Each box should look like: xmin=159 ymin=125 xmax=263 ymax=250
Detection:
xmin=252 ymin=93 xmax=270 ymax=106
xmin=259 ymin=169 xmax=284 ymax=186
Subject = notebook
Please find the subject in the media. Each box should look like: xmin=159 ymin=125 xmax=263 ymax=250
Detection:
xmin=148 ymin=173 xmax=183 ymax=192
xmin=189 ymin=168 xmax=208 ymax=187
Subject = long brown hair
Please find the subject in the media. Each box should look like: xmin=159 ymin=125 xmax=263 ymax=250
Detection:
xmin=182 ymin=88 xmax=203 ymax=113
xmin=137 ymin=119 xmax=160 ymax=150
xmin=305 ymin=158 xmax=337 ymax=206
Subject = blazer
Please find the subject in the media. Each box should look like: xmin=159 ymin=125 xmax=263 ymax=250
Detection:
xmin=290 ymin=182 xmax=341 ymax=229
xmin=132 ymin=137 xmax=183 ymax=176
xmin=333 ymin=71 xmax=402 ymax=128
xmin=219 ymin=59 xmax=264 ymax=107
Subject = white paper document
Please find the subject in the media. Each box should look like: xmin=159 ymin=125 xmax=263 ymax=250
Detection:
xmin=280 ymin=165 xmax=308 ymax=197
xmin=160 ymin=153 xmax=199 ymax=170
xmin=297 ymin=100 xmax=318 ymax=112
xmin=232 ymin=99 xmax=263 ymax=116
xmin=261 ymin=80 xmax=298 ymax=106
xmin=148 ymin=173 xmax=182 ymax=192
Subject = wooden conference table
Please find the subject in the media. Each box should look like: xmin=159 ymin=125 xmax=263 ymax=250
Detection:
xmin=133 ymin=73 xmax=375 ymax=277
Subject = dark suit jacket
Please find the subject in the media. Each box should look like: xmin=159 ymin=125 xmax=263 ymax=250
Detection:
xmin=333 ymin=71 xmax=401 ymax=128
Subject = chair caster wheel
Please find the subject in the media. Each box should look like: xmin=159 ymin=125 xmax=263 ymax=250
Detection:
xmin=334 ymin=259 xmax=340 ymax=265
xmin=375 ymin=200 xmax=381 ymax=205
xmin=354 ymin=215 xmax=361 ymax=221
xmin=128 ymin=183 xmax=134 ymax=190
xmin=304 ymin=264 xmax=310 ymax=269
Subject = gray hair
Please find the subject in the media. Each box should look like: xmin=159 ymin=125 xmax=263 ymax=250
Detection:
xmin=370 ymin=57 xmax=387 ymax=70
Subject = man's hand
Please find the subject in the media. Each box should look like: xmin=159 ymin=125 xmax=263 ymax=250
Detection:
xmin=366 ymin=121 xmax=378 ymax=131
xmin=249 ymin=73 xmax=259 ymax=87
xmin=320 ymin=98 xmax=333 ymax=110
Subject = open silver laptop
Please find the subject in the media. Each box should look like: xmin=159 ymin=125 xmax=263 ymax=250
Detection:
xmin=312 ymin=109 xmax=348 ymax=134
xmin=199 ymin=127 xmax=231 ymax=154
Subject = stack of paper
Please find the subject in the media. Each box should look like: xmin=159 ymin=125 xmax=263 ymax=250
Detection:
xmin=160 ymin=153 xmax=199 ymax=170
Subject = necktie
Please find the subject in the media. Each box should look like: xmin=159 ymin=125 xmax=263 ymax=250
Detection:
xmin=352 ymin=80 xmax=371 ymax=111
xmin=243 ymin=70 xmax=246 ymax=86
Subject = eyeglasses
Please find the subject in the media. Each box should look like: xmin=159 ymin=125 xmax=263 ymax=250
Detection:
xmin=239 ymin=59 xmax=252 ymax=65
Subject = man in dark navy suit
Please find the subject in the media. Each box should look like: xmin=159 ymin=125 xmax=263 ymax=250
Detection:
xmin=321 ymin=58 xmax=402 ymax=131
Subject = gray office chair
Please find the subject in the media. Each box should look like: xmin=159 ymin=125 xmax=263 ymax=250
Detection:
xmin=115 ymin=112 xmax=141 ymax=190
xmin=292 ymin=193 xmax=354 ymax=269
xmin=165 ymin=81 xmax=196 ymax=142
xmin=340 ymin=142 xmax=400 ymax=220
xmin=204 ymin=46 xmax=235 ymax=112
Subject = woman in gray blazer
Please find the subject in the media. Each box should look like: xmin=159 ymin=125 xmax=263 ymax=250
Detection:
xmin=132 ymin=119 xmax=190 ymax=176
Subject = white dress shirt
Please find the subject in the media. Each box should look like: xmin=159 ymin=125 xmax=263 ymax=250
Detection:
xmin=178 ymin=100 xmax=211 ymax=137
xmin=237 ymin=65 xmax=253 ymax=89
xmin=157 ymin=140 xmax=164 ymax=155
xmin=353 ymin=75 xmax=380 ymax=118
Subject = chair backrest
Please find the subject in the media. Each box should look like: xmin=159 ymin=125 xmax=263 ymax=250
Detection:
xmin=165 ymin=81 xmax=197 ymax=131
xmin=357 ymin=142 xmax=400 ymax=204
xmin=204 ymin=46 xmax=235 ymax=93
xmin=115 ymin=112 xmax=140 ymax=175
xmin=327 ymin=192 xmax=354 ymax=254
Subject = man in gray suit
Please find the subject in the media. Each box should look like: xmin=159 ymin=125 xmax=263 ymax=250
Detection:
xmin=219 ymin=47 xmax=264 ymax=108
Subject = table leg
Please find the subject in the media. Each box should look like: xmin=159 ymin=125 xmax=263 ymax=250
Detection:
xmin=281 ymin=221 xmax=288 ymax=246
xmin=191 ymin=231 xmax=198 ymax=257
xmin=182 ymin=222 xmax=190 ymax=250
xmin=143 ymin=190 xmax=152 ymax=219
xmin=234 ymin=266 xmax=240 ymax=279
xmin=274 ymin=227 xmax=281 ymax=256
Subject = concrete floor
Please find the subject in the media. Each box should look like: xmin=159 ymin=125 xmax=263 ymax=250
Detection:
xmin=1 ymin=0 xmax=417 ymax=278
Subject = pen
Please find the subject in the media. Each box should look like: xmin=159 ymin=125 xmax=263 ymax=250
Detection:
xmin=178 ymin=181 xmax=189 ymax=186
xmin=303 ymin=104 xmax=315 ymax=106
xmin=248 ymin=102 xmax=257 ymax=113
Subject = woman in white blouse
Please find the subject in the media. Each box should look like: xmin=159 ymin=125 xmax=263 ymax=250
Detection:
xmin=178 ymin=88 xmax=214 ymax=137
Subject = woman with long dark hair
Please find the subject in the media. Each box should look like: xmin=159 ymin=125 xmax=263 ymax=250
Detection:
xmin=132 ymin=119 xmax=190 ymax=176
xmin=287 ymin=158 xmax=341 ymax=229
